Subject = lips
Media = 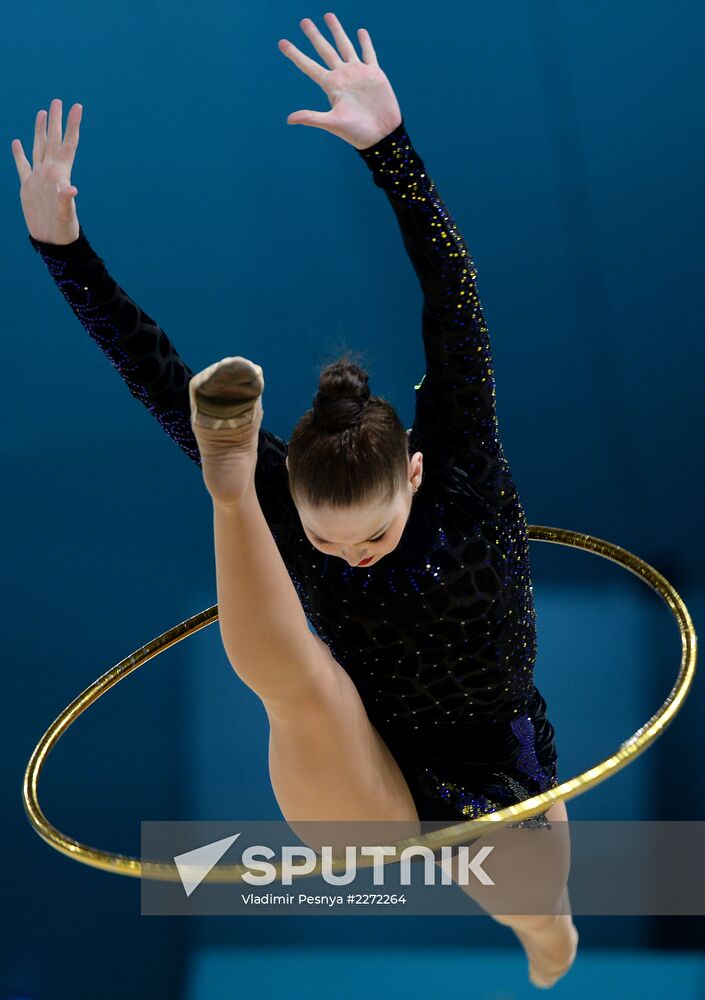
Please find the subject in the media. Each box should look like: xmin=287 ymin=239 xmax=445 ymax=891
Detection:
xmin=357 ymin=556 xmax=374 ymax=566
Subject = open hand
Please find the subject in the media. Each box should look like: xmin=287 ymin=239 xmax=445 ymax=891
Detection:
xmin=278 ymin=12 xmax=402 ymax=150
xmin=11 ymin=99 xmax=83 ymax=245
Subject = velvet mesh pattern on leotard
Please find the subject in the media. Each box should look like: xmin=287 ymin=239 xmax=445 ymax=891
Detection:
xmin=28 ymin=119 xmax=558 ymax=824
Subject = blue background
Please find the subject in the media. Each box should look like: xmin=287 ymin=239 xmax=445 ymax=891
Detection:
xmin=2 ymin=0 xmax=703 ymax=997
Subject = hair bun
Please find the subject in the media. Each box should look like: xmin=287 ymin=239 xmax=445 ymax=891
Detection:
xmin=312 ymin=355 xmax=371 ymax=432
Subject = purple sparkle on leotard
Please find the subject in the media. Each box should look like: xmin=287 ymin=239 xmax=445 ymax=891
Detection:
xmin=510 ymin=712 xmax=553 ymax=789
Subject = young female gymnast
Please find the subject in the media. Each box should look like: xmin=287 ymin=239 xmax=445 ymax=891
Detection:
xmin=13 ymin=12 xmax=578 ymax=987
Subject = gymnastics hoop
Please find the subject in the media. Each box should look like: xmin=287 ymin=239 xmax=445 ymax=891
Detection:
xmin=23 ymin=525 xmax=696 ymax=883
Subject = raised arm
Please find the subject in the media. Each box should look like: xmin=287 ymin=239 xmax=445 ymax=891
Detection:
xmin=12 ymin=99 xmax=297 ymax=537
xmin=12 ymin=100 xmax=203 ymax=463
xmin=27 ymin=224 xmax=201 ymax=464
xmin=356 ymin=122 xmax=503 ymax=475
xmin=278 ymin=14 xmax=503 ymax=482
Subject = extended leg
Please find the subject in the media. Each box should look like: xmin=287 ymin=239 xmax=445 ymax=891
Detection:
xmin=189 ymin=356 xmax=325 ymax=710
xmin=214 ymin=489 xmax=421 ymax=828
xmin=436 ymin=798 xmax=578 ymax=989
xmin=191 ymin=357 xmax=422 ymax=829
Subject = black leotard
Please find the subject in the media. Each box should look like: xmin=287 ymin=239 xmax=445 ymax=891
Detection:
xmin=28 ymin=119 xmax=558 ymax=825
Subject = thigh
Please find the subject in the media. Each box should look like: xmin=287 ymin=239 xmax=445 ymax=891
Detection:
xmin=438 ymin=797 xmax=571 ymax=917
xmin=265 ymin=639 xmax=422 ymax=842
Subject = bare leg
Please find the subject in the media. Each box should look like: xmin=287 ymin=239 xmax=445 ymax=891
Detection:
xmin=189 ymin=357 xmax=422 ymax=831
xmin=213 ymin=488 xmax=421 ymax=825
xmin=435 ymin=798 xmax=578 ymax=989
xmin=507 ymin=883 xmax=579 ymax=990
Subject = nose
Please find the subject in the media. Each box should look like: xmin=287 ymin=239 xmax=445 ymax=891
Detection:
xmin=343 ymin=550 xmax=367 ymax=565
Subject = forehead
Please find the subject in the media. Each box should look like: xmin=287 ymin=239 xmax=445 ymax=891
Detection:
xmin=297 ymin=497 xmax=393 ymax=541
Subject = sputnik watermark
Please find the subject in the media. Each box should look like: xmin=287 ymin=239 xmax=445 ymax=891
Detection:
xmin=174 ymin=832 xmax=494 ymax=897
xmin=143 ymin=819 xmax=705 ymax=916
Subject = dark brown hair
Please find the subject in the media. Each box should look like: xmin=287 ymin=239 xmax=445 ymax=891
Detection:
xmin=287 ymin=351 xmax=410 ymax=510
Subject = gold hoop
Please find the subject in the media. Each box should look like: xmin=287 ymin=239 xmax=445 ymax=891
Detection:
xmin=23 ymin=526 xmax=697 ymax=882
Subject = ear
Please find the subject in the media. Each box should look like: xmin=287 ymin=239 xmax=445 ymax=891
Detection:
xmin=409 ymin=451 xmax=423 ymax=489
xmin=285 ymin=455 xmax=289 ymax=470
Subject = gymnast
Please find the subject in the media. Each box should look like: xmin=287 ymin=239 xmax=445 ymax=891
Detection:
xmin=12 ymin=12 xmax=578 ymax=987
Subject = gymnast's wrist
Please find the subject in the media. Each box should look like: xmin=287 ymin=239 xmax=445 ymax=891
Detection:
xmin=28 ymin=223 xmax=93 ymax=261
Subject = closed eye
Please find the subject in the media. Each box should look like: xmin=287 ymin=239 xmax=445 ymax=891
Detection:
xmin=313 ymin=531 xmax=387 ymax=545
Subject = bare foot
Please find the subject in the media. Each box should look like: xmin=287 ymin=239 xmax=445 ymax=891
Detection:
xmin=188 ymin=356 xmax=264 ymax=506
xmin=513 ymin=915 xmax=579 ymax=990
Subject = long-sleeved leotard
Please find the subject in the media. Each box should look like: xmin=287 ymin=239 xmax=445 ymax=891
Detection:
xmin=28 ymin=119 xmax=558 ymax=825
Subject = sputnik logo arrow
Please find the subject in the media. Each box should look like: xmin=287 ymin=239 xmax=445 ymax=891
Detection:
xmin=174 ymin=833 xmax=242 ymax=896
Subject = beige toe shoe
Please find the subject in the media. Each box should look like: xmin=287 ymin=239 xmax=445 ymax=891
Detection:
xmin=189 ymin=356 xmax=264 ymax=430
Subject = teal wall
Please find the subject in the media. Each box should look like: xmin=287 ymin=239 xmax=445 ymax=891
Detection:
xmin=3 ymin=1 xmax=703 ymax=996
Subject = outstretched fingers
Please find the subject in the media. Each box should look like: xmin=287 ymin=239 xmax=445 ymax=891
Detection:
xmin=321 ymin=12 xmax=359 ymax=62
xmin=61 ymin=103 xmax=83 ymax=158
xmin=357 ymin=26 xmax=378 ymax=66
xmin=300 ymin=17 xmax=345 ymax=69
xmin=278 ymin=12 xmax=377 ymax=78
xmin=10 ymin=139 xmax=31 ymax=183
xmin=278 ymin=36 xmax=328 ymax=86
xmin=14 ymin=101 xmax=82 ymax=180
xmin=32 ymin=108 xmax=47 ymax=166
xmin=47 ymin=97 xmax=64 ymax=146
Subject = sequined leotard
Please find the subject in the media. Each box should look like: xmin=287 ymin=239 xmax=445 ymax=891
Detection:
xmin=28 ymin=118 xmax=559 ymax=825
